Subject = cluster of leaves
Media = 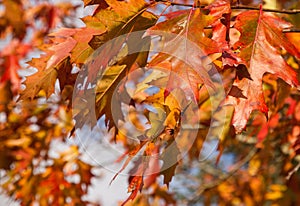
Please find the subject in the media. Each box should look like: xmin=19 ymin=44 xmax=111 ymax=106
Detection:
xmin=173 ymin=78 xmax=300 ymax=205
xmin=0 ymin=0 xmax=98 ymax=205
xmin=0 ymin=102 xmax=95 ymax=205
xmin=1 ymin=0 xmax=300 ymax=205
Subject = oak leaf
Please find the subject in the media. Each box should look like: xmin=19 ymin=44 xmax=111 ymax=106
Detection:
xmin=225 ymin=8 xmax=300 ymax=132
xmin=160 ymin=138 xmax=180 ymax=187
xmin=147 ymin=7 xmax=221 ymax=101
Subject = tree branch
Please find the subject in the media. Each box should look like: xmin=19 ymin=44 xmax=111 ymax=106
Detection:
xmin=202 ymin=26 xmax=300 ymax=33
xmin=286 ymin=161 xmax=300 ymax=180
xmin=187 ymin=147 xmax=259 ymax=204
xmin=232 ymin=5 xmax=300 ymax=14
xmin=155 ymin=0 xmax=300 ymax=14
xmin=282 ymin=28 xmax=300 ymax=33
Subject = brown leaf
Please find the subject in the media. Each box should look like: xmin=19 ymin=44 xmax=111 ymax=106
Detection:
xmin=2 ymin=0 xmax=26 ymax=39
xmin=19 ymin=65 xmax=58 ymax=99
xmin=160 ymin=139 xmax=180 ymax=187
xmin=228 ymin=85 xmax=247 ymax=99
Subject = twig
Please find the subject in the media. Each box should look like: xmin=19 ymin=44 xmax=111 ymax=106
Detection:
xmin=232 ymin=5 xmax=300 ymax=14
xmin=282 ymin=28 xmax=300 ymax=33
xmin=286 ymin=161 xmax=300 ymax=180
xmin=155 ymin=0 xmax=300 ymax=14
xmin=202 ymin=25 xmax=300 ymax=33
xmin=187 ymin=147 xmax=258 ymax=204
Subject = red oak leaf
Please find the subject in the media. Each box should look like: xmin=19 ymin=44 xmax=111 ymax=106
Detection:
xmin=225 ymin=7 xmax=300 ymax=132
xmin=147 ymin=8 xmax=221 ymax=101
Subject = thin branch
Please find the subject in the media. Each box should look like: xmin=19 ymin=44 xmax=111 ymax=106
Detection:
xmin=201 ymin=25 xmax=300 ymax=33
xmin=187 ymin=147 xmax=259 ymax=204
xmin=232 ymin=5 xmax=300 ymax=14
xmin=286 ymin=161 xmax=300 ymax=180
xmin=155 ymin=0 xmax=300 ymax=14
xmin=282 ymin=28 xmax=300 ymax=33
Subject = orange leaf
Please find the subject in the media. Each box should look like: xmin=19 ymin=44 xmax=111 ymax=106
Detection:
xmin=225 ymin=7 xmax=300 ymax=132
xmin=122 ymin=176 xmax=143 ymax=206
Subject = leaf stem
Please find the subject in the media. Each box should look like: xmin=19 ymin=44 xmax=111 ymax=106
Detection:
xmin=154 ymin=0 xmax=300 ymax=14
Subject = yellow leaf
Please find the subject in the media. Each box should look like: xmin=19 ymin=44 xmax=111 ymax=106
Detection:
xmin=265 ymin=191 xmax=283 ymax=200
xmin=217 ymin=182 xmax=234 ymax=201
xmin=269 ymin=184 xmax=287 ymax=192
xmin=164 ymin=90 xmax=182 ymax=111
xmin=164 ymin=108 xmax=181 ymax=129
xmin=248 ymin=155 xmax=261 ymax=176
xmin=287 ymin=56 xmax=299 ymax=69
xmin=146 ymin=103 xmax=166 ymax=139
xmin=35 ymin=130 xmax=47 ymax=139
xmin=60 ymin=145 xmax=79 ymax=162
xmin=8 ymin=112 xmax=20 ymax=123
xmin=5 ymin=137 xmax=31 ymax=147
xmin=58 ymin=107 xmax=73 ymax=132
xmin=265 ymin=184 xmax=287 ymax=200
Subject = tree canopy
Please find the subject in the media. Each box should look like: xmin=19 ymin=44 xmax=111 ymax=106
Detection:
xmin=0 ymin=0 xmax=300 ymax=205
